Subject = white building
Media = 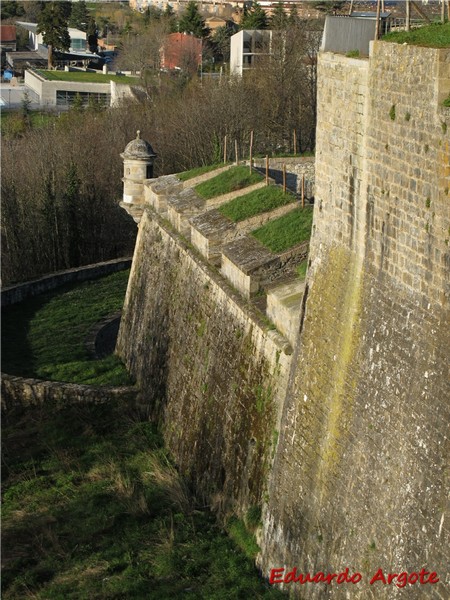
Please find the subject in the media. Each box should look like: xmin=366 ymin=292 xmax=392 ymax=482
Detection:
xmin=230 ymin=29 xmax=272 ymax=77
xmin=16 ymin=22 xmax=88 ymax=54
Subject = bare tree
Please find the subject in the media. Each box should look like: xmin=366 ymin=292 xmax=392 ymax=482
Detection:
xmin=116 ymin=20 xmax=170 ymax=75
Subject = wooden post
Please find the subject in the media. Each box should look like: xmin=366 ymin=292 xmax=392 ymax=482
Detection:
xmin=283 ymin=164 xmax=286 ymax=194
xmin=301 ymin=174 xmax=305 ymax=208
xmin=406 ymin=0 xmax=410 ymax=31
xmin=375 ymin=0 xmax=381 ymax=39
xmin=293 ymin=129 xmax=297 ymax=155
xmin=249 ymin=130 xmax=253 ymax=173
xmin=265 ymin=155 xmax=269 ymax=186
xmin=235 ymin=140 xmax=238 ymax=165
xmin=224 ymin=135 xmax=227 ymax=164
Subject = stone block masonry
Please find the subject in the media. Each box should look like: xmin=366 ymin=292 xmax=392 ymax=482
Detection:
xmin=262 ymin=42 xmax=449 ymax=598
xmin=117 ymin=209 xmax=293 ymax=517
xmin=1 ymin=373 xmax=137 ymax=417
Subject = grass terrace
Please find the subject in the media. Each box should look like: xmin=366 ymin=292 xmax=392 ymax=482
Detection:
xmin=2 ymin=270 xmax=132 ymax=386
xmin=219 ymin=185 xmax=296 ymax=222
xmin=382 ymin=22 xmax=450 ymax=48
xmin=2 ymin=403 xmax=284 ymax=600
xmin=35 ymin=70 xmax=140 ymax=85
xmin=177 ymin=163 xmax=224 ymax=181
xmin=252 ymin=206 xmax=314 ymax=253
xmin=195 ymin=165 xmax=264 ymax=199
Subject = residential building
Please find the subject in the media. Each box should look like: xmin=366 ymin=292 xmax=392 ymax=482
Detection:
xmin=161 ymin=33 xmax=202 ymax=71
xmin=0 ymin=25 xmax=17 ymax=53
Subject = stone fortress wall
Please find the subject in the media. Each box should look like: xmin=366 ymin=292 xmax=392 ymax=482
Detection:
xmin=262 ymin=42 xmax=450 ymax=598
xmin=117 ymin=40 xmax=449 ymax=598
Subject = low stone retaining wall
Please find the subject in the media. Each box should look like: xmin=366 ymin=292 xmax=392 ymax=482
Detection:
xmin=2 ymin=258 xmax=137 ymax=417
xmin=252 ymin=157 xmax=315 ymax=198
xmin=1 ymin=373 xmax=138 ymax=415
xmin=1 ymin=258 xmax=132 ymax=307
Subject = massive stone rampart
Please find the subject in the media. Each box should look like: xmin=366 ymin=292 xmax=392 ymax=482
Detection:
xmin=116 ymin=210 xmax=293 ymax=516
xmin=262 ymin=42 xmax=449 ymax=598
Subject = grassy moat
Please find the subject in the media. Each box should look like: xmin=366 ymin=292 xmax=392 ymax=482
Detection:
xmin=2 ymin=273 xmax=284 ymax=599
xmin=2 ymin=270 xmax=132 ymax=386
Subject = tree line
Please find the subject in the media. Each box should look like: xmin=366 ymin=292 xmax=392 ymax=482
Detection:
xmin=1 ymin=4 xmax=322 ymax=285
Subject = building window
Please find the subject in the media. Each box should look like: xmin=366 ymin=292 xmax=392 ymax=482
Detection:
xmin=71 ymin=38 xmax=86 ymax=51
xmin=56 ymin=90 xmax=110 ymax=107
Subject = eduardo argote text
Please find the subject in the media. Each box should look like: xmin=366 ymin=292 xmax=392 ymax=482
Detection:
xmin=269 ymin=567 xmax=440 ymax=589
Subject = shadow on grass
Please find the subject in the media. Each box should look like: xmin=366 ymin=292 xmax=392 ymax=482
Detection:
xmin=1 ymin=270 xmax=132 ymax=385
xmin=2 ymin=403 xmax=285 ymax=600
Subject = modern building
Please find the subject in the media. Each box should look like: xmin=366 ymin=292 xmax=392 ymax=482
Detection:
xmin=230 ymin=29 xmax=272 ymax=76
xmin=7 ymin=22 xmax=102 ymax=74
xmin=16 ymin=22 xmax=88 ymax=54
xmin=24 ymin=68 xmax=138 ymax=108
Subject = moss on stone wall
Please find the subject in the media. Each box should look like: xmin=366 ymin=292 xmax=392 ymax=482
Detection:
xmin=117 ymin=210 xmax=289 ymax=519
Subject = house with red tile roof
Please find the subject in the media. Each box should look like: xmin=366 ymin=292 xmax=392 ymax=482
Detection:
xmin=161 ymin=33 xmax=202 ymax=72
xmin=0 ymin=25 xmax=17 ymax=52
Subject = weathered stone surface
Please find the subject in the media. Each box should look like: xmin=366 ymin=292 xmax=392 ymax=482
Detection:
xmin=266 ymin=280 xmax=305 ymax=347
xmin=117 ymin=209 xmax=292 ymax=517
xmin=262 ymin=42 xmax=449 ymax=598
xmin=1 ymin=373 xmax=138 ymax=415
xmin=221 ymin=237 xmax=280 ymax=298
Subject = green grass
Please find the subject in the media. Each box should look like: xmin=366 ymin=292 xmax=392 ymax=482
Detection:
xmin=382 ymin=22 xmax=450 ymax=48
xmin=296 ymin=260 xmax=308 ymax=280
xmin=2 ymin=270 xmax=132 ymax=386
xmin=252 ymin=207 xmax=314 ymax=253
xmin=227 ymin=517 xmax=260 ymax=560
xmin=35 ymin=70 xmax=140 ymax=85
xmin=0 ymin=111 xmax=59 ymax=138
xmin=2 ymin=403 xmax=284 ymax=600
xmin=195 ymin=166 xmax=264 ymax=199
xmin=219 ymin=185 xmax=296 ymax=222
xmin=177 ymin=163 xmax=224 ymax=181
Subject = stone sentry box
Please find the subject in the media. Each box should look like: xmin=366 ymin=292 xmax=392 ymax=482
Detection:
xmin=121 ymin=131 xmax=156 ymax=204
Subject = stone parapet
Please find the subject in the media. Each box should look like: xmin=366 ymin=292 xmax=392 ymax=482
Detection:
xmin=1 ymin=258 xmax=132 ymax=307
xmin=1 ymin=373 xmax=138 ymax=416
